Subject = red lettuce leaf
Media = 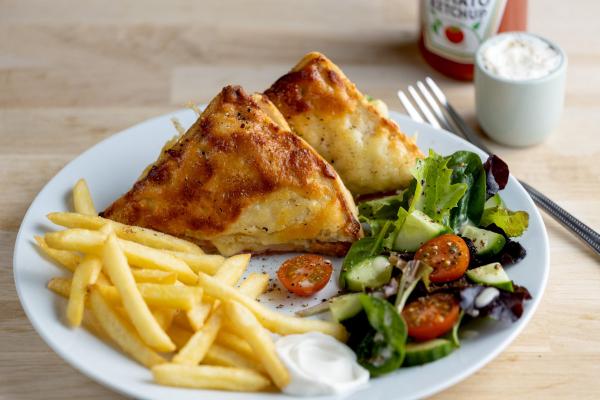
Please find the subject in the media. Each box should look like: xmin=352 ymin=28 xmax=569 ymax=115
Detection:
xmin=484 ymin=155 xmax=509 ymax=198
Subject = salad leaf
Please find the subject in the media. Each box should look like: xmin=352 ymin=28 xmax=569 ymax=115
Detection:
xmin=383 ymin=207 xmax=409 ymax=249
xmin=484 ymin=193 xmax=505 ymax=209
xmin=481 ymin=206 xmax=529 ymax=237
xmin=339 ymin=222 xmax=392 ymax=288
xmin=359 ymin=216 xmax=388 ymax=237
xmin=483 ymin=155 xmax=509 ymax=198
xmin=358 ymin=193 xmax=406 ymax=220
xmin=449 ymin=310 xmax=464 ymax=347
xmin=395 ymin=260 xmax=433 ymax=312
xmin=353 ymin=295 xmax=407 ymax=376
xmin=410 ymin=150 xmax=468 ymax=225
xmin=375 ymin=276 xmax=400 ymax=299
xmin=445 ymin=151 xmax=487 ymax=230
xmin=460 ymin=285 xmax=531 ymax=322
xmin=421 ymin=277 xmax=472 ymax=295
xmin=497 ymin=239 xmax=527 ymax=265
xmin=359 ymin=194 xmax=406 ymax=237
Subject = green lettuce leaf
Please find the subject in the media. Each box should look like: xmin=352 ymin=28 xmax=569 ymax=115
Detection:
xmin=354 ymin=294 xmax=407 ymax=376
xmin=358 ymin=216 xmax=388 ymax=237
xmin=410 ymin=150 xmax=468 ymax=225
xmin=358 ymin=193 xmax=406 ymax=220
xmin=383 ymin=207 xmax=409 ymax=249
xmin=395 ymin=260 xmax=433 ymax=312
xmin=445 ymin=151 xmax=487 ymax=230
xmin=480 ymin=206 xmax=529 ymax=237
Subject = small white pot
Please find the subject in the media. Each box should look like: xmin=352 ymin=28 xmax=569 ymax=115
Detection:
xmin=475 ymin=32 xmax=567 ymax=147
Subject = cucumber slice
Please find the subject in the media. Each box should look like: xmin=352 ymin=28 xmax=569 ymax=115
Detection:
xmin=461 ymin=225 xmax=506 ymax=256
xmin=393 ymin=210 xmax=449 ymax=252
xmin=404 ymin=338 xmax=455 ymax=367
xmin=344 ymin=256 xmax=391 ymax=292
xmin=329 ymin=293 xmax=362 ymax=322
xmin=466 ymin=262 xmax=514 ymax=292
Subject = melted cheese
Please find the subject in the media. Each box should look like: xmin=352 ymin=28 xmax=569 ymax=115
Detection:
xmin=265 ymin=52 xmax=423 ymax=195
xmin=102 ymin=85 xmax=362 ymax=256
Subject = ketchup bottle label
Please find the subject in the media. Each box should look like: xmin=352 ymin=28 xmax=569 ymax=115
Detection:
xmin=422 ymin=0 xmax=508 ymax=64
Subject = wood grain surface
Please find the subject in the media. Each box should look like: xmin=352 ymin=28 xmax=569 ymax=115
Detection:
xmin=1 ymin=1 xmax=599 ymax=399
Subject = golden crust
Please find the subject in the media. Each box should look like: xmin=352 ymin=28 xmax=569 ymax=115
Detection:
xmin=265 ymin=52 xmax=424 ymax=196
xmin=102 ymin=85 xmax=362 ymax=256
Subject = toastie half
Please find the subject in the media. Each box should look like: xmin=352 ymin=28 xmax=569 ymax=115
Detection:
xmin=265 ymin=52 xmax=423 ymax=196
xmin=101 ymin=85 xmax=362 ymax=256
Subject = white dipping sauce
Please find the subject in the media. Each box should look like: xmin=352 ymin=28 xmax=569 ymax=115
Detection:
xmin=275 ymin=332 xmax=369 ymax=396
xmin=480 ymin=34 xmax=562 ymax=81
xmin=475 ymin=287 xmax=500 ymax=308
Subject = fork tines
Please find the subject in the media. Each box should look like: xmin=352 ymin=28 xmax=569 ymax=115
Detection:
xmin=398 ymin=78 xmax=457 ymax=133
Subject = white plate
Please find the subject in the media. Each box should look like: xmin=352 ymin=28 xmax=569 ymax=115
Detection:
xmin=13 ymin=109 xmax=549 ymax=400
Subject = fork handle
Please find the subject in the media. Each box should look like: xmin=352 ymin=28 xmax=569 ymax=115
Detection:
xmin=519 ymin=180 xmax=600 ymax=255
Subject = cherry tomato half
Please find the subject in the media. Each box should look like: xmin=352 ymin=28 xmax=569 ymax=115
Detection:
xmin=415 ymin=234 xmax=470 ymax=283
xmin=402 ymin=293 xmax=460 ymax=341
xmin=277 ymin=254 xmax=333 ymax=297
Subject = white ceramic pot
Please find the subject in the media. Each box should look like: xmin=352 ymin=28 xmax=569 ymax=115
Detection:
xmin=475 ymin=32 xmax=567 ymax=147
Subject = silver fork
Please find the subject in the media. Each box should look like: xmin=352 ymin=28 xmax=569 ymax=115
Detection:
xmin=398 ymin=77 xmax=600 ymax=256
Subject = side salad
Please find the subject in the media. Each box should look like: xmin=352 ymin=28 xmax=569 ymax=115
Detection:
xmin=331 ymin=150 xmax=532 ymax=376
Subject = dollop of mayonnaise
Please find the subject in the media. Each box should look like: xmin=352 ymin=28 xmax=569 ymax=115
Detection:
xmin=480 ymin=34 xmax=561 ymax=81
xmin=275 ymin=332 xmax=369 ymax=397
xmin=475 ymin=287 xmax=500 ymax=308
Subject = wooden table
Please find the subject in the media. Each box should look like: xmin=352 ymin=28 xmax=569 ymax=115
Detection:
xmin=2 ymin=1 xmax=599 ymax=398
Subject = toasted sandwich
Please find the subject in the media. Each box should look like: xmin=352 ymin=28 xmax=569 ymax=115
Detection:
xmin=101 ymin=85 xmax=362 ymax=256
xmin=264 ymin=52 xmax=423 ymax=196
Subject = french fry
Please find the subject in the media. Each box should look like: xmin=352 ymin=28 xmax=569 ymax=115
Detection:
xmin=152 ymin=364 xmax=270 ymax=392
xmin=96 ymin=283 xmax=200 ymax=310
xmin=214 ymin=254 xmax=250 ymax=286
xmin=203 ymin=343 xmax=264 ymax=373
xmin=66 ymin=256 xmax=102 ymax=327
xmin=197 ymin=272 xmax=347 ymax=341
xmin=166 ymin=251 xmax=224 ymax=275
xmin=183 ymin=254 xmax=250 ymax=330
xmin=45 ymin=278 xmax=108 ymax=340
xmin=47 ymin=212 xmax=203 ymax=254
xmin=172 ymin=310 xmax=194 ymax=331
xmin=97 ymin=271 xmax=111 ymax=285
xmin=218 ymin=272 xmax=269 ymax=338
xmin=47 ymin=277 xmax=72 ymax=298
xmin=81 ymin=307 xmax=109 ymax=341
xmin=131 ymin=269 xmax=177 ymax=284
xmin=35 ymin=236 xmax=82 ymax=272
xmin=224 ymin=300 xmax=290 ymax=389
xmin=215 ymin=330 xmax=255 ymax=361
xmin=72 ymin=179 xmax=97 ymax=216
xmin=239 ymin=273 xmax=269 ymax=299
xmin=101 ymin=231 xmax=175 ymax=352
xmin=167 ymin=324 xmax=194 ymax=349
xmin=45 ymin=229 xmax=197 ymax=284
xmin=172 ymin=308 xmax=223 ymax=365
xmin=119 ymin=240 xmax=197 ymax=284
xmin=185 ymin=301 xmax=213 ymax=331
xmin=45 ymin=228 xmax=106 ymax=253
xmin=88 ymin=287 xmax=165 ymax=367
xmin=151 ymin=307 xmax=177 ymax=331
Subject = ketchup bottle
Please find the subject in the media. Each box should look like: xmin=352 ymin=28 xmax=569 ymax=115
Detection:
xmin=419 ymin=0 xmax=528 ymax=81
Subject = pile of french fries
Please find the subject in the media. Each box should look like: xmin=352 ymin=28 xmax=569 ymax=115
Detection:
xmin=37 ymin=179 xmax=347 ymax=392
